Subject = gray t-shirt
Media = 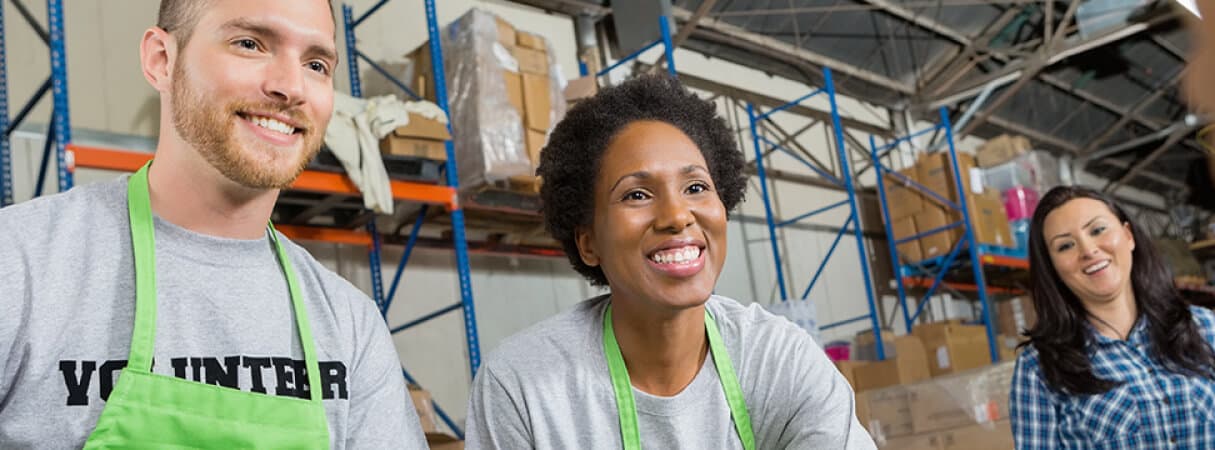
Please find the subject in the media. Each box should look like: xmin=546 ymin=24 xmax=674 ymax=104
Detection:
xmin=0 ymin=176 xmax=425 ymax=449
xmin=465 ymin=295 xmax=876 ymax=449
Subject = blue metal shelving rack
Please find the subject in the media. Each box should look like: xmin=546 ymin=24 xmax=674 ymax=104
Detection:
xmin=0 ymin=0 xmax=63 ymax=206
xmin=868 ymin=107 xmax=1001 ymax=363
xmin=591 ymin=14 xmax=676 ymax=78
xmin=746 ymin=67 xmax=887 ymax=360
xmin=343 ymin=0 xmax=479 ymax=438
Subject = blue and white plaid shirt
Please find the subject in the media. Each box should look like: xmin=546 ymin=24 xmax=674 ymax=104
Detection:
xmin=1010 ymin=305 xmax=1215 ymax=449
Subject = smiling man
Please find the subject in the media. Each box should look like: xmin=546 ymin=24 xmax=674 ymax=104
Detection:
xmin=0 ymin=1 xmax=425 ymax=448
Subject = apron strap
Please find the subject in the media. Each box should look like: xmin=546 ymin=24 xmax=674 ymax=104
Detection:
xmin=268 ymin=228 xmax=324 ymax=404
xmin=126 ymin=162 xmax=158 ymax=371
xmin=125 ymin=161 xmax=324 ymax=404
xmin=603 ymin=303 xmax=756 ymax=450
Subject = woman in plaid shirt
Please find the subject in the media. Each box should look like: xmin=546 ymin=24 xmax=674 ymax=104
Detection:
xmin=1009 ymin=185 xmax=1215 ymax=449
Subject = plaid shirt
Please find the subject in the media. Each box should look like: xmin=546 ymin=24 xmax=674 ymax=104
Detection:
xmin=1010 ymin=306 xmax=1215 ymax=449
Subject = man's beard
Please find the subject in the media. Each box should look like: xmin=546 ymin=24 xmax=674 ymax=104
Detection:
xmin=169 ymin=64 xmax=322 ymax=189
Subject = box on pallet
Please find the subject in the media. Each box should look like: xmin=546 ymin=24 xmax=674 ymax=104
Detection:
xmin=852 ymin=335 xmax=931 ymax=391
xmin=892 ymin=216 xmax=924 ymax=262
xmin=380 ymin=112 xmax=452 ymax=160
xmin=965 ymin=191 xmax=1014 ymax=248
xmin=869 ymin=362 xmax=1016 ymax=448
xmin=913 ymin=206 xmax=956 ymax=260
xmin=883 ymin=168 xmax=925 ymax=220
xmin=912 ymin=320 xmax=991 ymax=377
xmin=982 ymin=150 xmax=1062 ymax=195
xmin=405 ymin=9 xmax=566 ymax=190
xmin=917 ymin=151 xmax=980 ymax=208
xmin=995 ymin=296 xmax=1036 ymax=337
xmin=409 ymin=386 xmax=439 ymax=434
xmin=976 ymin=134 xmax=1031 ymax=168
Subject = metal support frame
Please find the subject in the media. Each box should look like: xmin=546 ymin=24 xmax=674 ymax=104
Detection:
xmin=342 ymin=0 xmax=480 ymax=437
xmin=47 ymin=0 xmax=71 ymax=191
xmin=746 ymin=67 xmax=886 ymax=360
xmin=0 ymin=0 xmax=10 ymax=206
xmin=597 ymin=14 xmax=676 ymax=79
xmin=869 ymin=108 xmax=1001 ymax=363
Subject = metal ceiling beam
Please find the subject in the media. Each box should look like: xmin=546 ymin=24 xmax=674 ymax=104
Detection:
xmin=1105 ymin=127 xmax=1192 ymax=194
xmin=857 ymin=0 xmax=971 ymax=44
xmin=959 ymin=61 xmax=1045 ymax=136
xmin=1149 ymin=34 xmax=1187 ymax=60
xmin=1095 ymin=155 xmax=1190 ymax=191
xmin=670 ymin=6 xmax=916 ymax=95
xmin=925 ymin=15 xmax=1167 ymax=107
xmin=653 ymin=0 xmax=717 ymax=73
xmin=1082 ymin=69 xmax=1186 ymax=154
xmin=636 ymin=63 xmax=894 ymax=137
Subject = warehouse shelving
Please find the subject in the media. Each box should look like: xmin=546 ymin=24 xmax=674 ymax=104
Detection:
xmin=869 ymin=108 xmax=1026 ymax=363
xmin=746 ymin=67 xmax=887 ymax=360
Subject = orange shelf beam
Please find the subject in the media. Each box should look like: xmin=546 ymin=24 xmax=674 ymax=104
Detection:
xmin=276 ymin=225 xmax=374 ymax=247
xmin=68 ymin=145 xmax=458 ymax=209
xmin=902 ymin=276 xmax=1026 ymax=295
xmin=979 ymin=253 xmax=1029 ymax=270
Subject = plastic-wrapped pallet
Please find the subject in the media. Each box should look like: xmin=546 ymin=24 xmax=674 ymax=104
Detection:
xmin=407 ymin=9 xmax=567 ymax=190
xmin=861 ymin=361 xmax=1015 ymax=448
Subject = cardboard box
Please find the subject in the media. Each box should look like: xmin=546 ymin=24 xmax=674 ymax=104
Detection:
xmin=393 ymin=112 xmax=451 ymax=141
xmin=976 ymin=134 xmax=1031 ymax=168
xmin=880 ymin=432 xmax=943 ymax=450
xmin=503 ymin=71 xmax=524 ymax=115
xmin=834 ymin=360 xmax=866 ymax=390
xmin=893 ymin=216 xmax=924 ymax=263
xmin=917 ymin=152 xmax=979 ymax=208
xmin=913 ymin=206 xmax=955 ymax=260
xmin=908 ymin=382 xmax=978 ymax=434
xmin=516 ymin=31 xmax=546 ymax=51
xmin=494 ymin=17 xmax=517 ymax=46
xmin=508 ymin=175 xmax=542 ymax=194
xmin=381 ymin=135 xmax=448 ymax=160
xmin=996 ymin=334 xmax=1022 ymax=362
xmin=406 ymin=45 xmax=436 ymax=102
xmin=409 ymin=387 xmax=439 ymax=434
xmin=427 ymin=432 xmax=465 ymax=450
xmin=853 ymin=335 xmax=931 ymax=391
xmin=940 ymin=421 xmax=1014 ymax=450
xmin=966 ymin=191 xmax=1014 ymax=248
xmin=913 ymin=321 xmax=991 ymax=377
xmin=522 ymin=73 xmax=552 ymax=131
xmin=884 ymin=168 xmax=925 ymax=220
xmin=855 ymin=389 xmax=872 ymax=434
xmin=513 ymin=46 xmax=549 ymax=75
xmin=864 ymin=388 xmax=915 ymax=439
xmin=564 ymin=75 xmax=599 ymax=103
xmin=996 ymin=296 xmax=1036 ymax=337
xmin=525 ymin=128 xmax=546 ymax=165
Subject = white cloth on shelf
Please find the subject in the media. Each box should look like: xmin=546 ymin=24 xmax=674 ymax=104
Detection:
xmin=324 ymin=92 xmax=435 ymax=215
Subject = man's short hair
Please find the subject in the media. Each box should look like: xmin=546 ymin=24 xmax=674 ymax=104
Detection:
xmin=157 ymin=0 xmax=211 ymax=47
xmin=157 ymin=0 xmax=335 ymax=48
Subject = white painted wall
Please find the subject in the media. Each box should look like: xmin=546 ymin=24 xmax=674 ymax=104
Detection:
xmin=3 ymin=0 xmax=1174 ymax=431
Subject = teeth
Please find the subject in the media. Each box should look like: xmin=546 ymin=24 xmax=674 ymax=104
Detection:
xmin=248 ymin=115 xmax=296 ymax=135
xmin=1084 ymin=261 xmax=1110 ymax=274
xmin=650 ymin=245 xmax=701 ymax=265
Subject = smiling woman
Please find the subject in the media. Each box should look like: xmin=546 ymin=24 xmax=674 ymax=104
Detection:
xmin=463 ymin=75 xmax=876 ymax=450
xmin=1009 ymin=186 xmax=1215 ymax=449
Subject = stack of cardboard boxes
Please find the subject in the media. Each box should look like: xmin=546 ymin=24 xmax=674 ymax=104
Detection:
xmin=395 ymin=9 xmax=564 ymax=194
xmin=835 ymin=318 xmax=1022 ymax=449
xmin=881 ymin=151 xmax=1015 ymax=263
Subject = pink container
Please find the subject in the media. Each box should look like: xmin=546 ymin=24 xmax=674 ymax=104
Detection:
xmin=1004 ymin=186 xmax=1040 ymax=222
xmin=824 ymin=344 xmax=851 ymax=362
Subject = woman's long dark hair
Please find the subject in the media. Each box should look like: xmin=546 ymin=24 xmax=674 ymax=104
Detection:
xmin=1025 ymin=185 xmax=1215 ymax=395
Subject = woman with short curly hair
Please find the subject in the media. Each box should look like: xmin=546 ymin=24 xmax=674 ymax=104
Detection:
xmin=463 ymin=75 xmax=875 ymax=449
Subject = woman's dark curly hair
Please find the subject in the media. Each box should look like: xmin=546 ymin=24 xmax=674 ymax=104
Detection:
xmin=537 ymin=75 xmax=747 ymax=286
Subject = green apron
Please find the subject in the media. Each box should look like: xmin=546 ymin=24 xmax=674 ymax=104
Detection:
xmin=602 ymin=304 xmax=756 ymax=450
xmin=83 ymin=162 xmax=330 ymax=448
